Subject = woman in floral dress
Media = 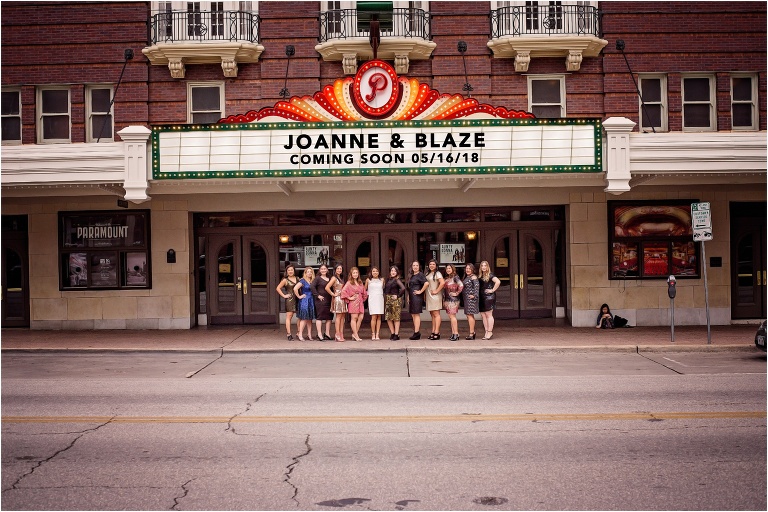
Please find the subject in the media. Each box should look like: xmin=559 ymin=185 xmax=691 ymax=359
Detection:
xmin=442 ymin=263 xmax=464 ymax=342
xmin=341 ymin=267 xmax=368 ymax=342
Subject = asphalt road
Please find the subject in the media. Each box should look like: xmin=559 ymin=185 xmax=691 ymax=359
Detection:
xmin=2 ymin=351 xmax=766 ymax=510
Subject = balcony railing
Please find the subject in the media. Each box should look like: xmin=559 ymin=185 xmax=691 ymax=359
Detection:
xmin=149 ymin=10 xmax=260 ymax=44
xmin=318 ymin=8 xmax=431 ymax=43
xmin=490 ymin=5 xmax=600 ymax=38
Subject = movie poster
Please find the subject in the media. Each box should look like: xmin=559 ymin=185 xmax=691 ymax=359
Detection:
xmin=439 ymin=244 xmax=465 ymax=264
xmin=125 ymin=252 xmax=148 ymax=286
xmin=304 ymin=246 xmax=330 ymax=267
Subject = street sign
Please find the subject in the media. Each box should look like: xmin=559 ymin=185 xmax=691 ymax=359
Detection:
xmin=692 ymin=202 xmax=713 ymax=241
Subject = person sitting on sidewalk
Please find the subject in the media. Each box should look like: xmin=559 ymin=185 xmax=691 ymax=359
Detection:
xmin=596 ymin=303 xmax=614 ymax=329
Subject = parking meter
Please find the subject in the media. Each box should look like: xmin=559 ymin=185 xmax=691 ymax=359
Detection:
xmin=667 ymin=275 xmax=676 ymax=341
xmin=667 ymin=275 xmax=677 ymax=299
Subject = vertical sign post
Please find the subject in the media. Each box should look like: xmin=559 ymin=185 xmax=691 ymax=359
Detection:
xmin=691 ymin=202 xmax=712 ymax=344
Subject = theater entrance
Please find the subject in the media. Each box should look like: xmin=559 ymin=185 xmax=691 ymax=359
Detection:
xmin=207 ymin=234 xmax=277 ymax=324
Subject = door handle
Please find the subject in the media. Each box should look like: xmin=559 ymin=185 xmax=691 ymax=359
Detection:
xmin=236 ymin=277 xmax=242 ymax=291
xmin=513 ymin=274 xmax=518 ymax=289
xmin=243 ymin=281 xmax=248 ymax=295
xmin=519 ymin=274 xmax=524 ymax=289
xmin=758 ymin=271 xmax=761 ymax=286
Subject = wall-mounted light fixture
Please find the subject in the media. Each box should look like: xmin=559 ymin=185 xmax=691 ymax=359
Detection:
xmin=279 ymin=45 xmax=295 ymax=100
xmin=457 ymin=41 xmax=473 ymax=97
xmin=279 ymin=235 xmax=290 ymax=244
xmin=167 ymin=249 xmax=176 ymax=264
xmin=466 ymin=231 xmax=477 ymax=241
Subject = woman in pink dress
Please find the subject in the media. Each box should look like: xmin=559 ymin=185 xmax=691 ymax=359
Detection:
xmin=341 ymin=267 xmax=368 ymax=342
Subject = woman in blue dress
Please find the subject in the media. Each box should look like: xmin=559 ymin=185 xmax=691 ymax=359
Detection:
xmin=293 ymin=267 xmax=316 ymax=341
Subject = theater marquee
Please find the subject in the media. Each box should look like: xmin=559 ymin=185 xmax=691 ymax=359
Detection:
xmin=152 ymin=60 xmax=602 ymax=180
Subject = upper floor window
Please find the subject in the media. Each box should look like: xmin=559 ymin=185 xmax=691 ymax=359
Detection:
xmin=37 ymin=87 xmax=70 ymax=143
xmin=731 ymin=74 xmax=758 ymax=131
xmin=681 ymin=75 xmax=715 ymax=132
xmin=86 ymin=86 xmax=114 ymax=143
xmin=188 ymin=82 xmax=224 ymax=124
xmin=639 ymin=75 xmax=667 ymax=132
xmin=528 ymin=75 xmax=565 ymax=118
xmin=1 ymin=89 xmax=22 ymax=145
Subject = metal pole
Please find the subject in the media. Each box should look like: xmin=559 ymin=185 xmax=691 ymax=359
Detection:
xmin=702 ymin=242 xmax=712 ymax=344
xmin=670 ymin=296 xmax=675 ymax=342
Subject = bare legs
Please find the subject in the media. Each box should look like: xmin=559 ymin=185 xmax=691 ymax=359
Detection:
xmin=350 ymin=313 xmax=364 ymax=341
xmin=370 ymin=314 xmax=382 ymax=340
xmin=430 ymin=310 xmax=441 ymax=337
xmin=387 ymin=319 xmax=400 ymax=338
xmin=480 ymin=311 xmax=494 ymax=339
xmin=466 ymin=314 xmax=476 ymax=338
xmin=334 ymin=313 xmax=346 ymax=341
xmin=285 ymin=312 xmax=294 ymax=338
xmin=411 ymin=313 xmax=421 ymax=334
xmin=315 ymin=320 xmax=331 ymax=340
xmin=297 ymin=318 xmax=313 ymax=341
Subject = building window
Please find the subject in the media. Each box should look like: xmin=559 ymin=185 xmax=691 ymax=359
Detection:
xmin=86 ymin=86 xmax=114 ymax=142
xmin=609 ymin=201 xmax=699 ymax=280
xmin=188 ymin=83 xmax=224 ymax=124
xmin=37 ymin=87 xmax=70 ymax=143
xmin=1 ymin=88 xmax=22 ymax=144
xmin=59 ymin=211 xmax=151 ymax=290
xmin=211 ymin=1 xmax=224 ymax=37
xmin=639 ymin=75 xmax=667 ymax=132
xmin=187 ymin=1 xmax=202 ymax=37
xmin=681 ymin=75 xmax=715 ymax=131
xmin=528 ymin=75 xmax=565 ymax=118
xmin=731 ymin=74 xmax=758 ymax=131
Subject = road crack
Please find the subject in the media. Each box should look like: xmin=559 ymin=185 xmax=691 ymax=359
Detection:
xmin=171 ymin=478 xmax=196 ymax=510
xmin=226 ymin=393 xmax=267 ymax=434
xmin=2 ymin=417 xmax=114 ymax=494
xmin=285 ymin=434 xmax=311 ymax=507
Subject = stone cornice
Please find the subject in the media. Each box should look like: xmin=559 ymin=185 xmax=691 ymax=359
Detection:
xmin=487 ymin=35 xmax=608 ymax=72
xmin=142 ymin=42 xmax=265 ymax=78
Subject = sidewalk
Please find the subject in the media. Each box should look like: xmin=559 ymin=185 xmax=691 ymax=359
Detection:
xmin=1 ymin=321 xmax=761 ymax=353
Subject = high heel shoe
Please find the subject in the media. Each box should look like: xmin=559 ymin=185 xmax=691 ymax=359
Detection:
xmin=393 ymin=334 xmax=400 ymax=340
xmin=428 ymin=333 xmax=440 ymax=340
xmin=449 ymin=334 xmax=459 ymax=342
xmin=482 ymin=332 xmax=493 ymax=340
xmin=335 ymin=334 xmax=343 ymax=342
xmin=297 ymin=334 xmax=305 ymax=341
xmin=307 ymin=336 xmax=314 ymax=341
xmin=409 ymin=332 xmax=421 ymax=340
xmin=465 ymin=332 xmax=475 ymax=340
xmin=287 ymin=334 xmax=294 ymax=341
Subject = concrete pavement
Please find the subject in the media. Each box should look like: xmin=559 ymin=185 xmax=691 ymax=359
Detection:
xmin=1 ymin=320 xmax=762 ymax=353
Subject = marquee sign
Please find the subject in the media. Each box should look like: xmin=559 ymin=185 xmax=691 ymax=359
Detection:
xmin=152 ymin=60 xmax=602 ymax=180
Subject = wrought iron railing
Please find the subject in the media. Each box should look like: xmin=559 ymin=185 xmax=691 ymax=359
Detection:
xmin=149 ymin=10 xmax=260 ymax=44
xmin=490 ymin=4 xmax=600 ymax=38
xmin=318 ymin=8 xmax=431 ymax=43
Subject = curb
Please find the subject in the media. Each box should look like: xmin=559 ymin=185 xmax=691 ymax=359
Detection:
xmin=1 ymin=344 xmax=758 ymax=354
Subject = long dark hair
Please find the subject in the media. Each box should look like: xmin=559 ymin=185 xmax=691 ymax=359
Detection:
xmin=386 ymin=265 xmax=401 ymax=286
xmin=426 ymin=258 xmax=440 ymax=280
xmin=406 ymin=261 xmax=421 ymax=288
xmin=464 ymin=262 xmax=476 ymax=280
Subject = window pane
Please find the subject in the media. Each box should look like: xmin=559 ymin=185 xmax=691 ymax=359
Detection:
xmin=191 ymin=87 xmax=221 ymax=111
xmin=1 ymin=91 xmax=20 ymax=115
xmin=192 ymin=112 xmax=223 ymax=124
xmin=683 ymin=104 xmax=711 ymax=128
xmin=643 ymin=242 xmax=669 ymax=277
xmin=732 ymin=77 xmax=752 ymax=101
xmin=531 ymin=79 xmax=561 ymax=103
xmin=683 ymin=78 xmax=710 ymax=102
xmin=43 ymin=115 xmax=69 ymax=139
xmin=66 ymin=253 xmax=88 ymax=288
xmin=1 ymin=118 xmax=21 ymax=141
xmin=532 ymin=105 xmax=561 ymax=118
xmin=92 ymin=114 xmax=113 ymax=138
xmin=91 ymin=89 xmax=112 ymax=112
xmin=732 ymin=104 xmax=753 ymax=127
xmin=640 ymin=78 xmax=661 ymax=102
xmin=671 ymin=242 xmax=697 ymax=276
xmin=612 ymin=242 xmax=638 ymax=278
xmin=642 ymin=104 xmax=661 ymax=128
xmin=90 ymin=252 xmax=118 ymax=288
xmin=42 ymin=89 xmax=69 ymax=113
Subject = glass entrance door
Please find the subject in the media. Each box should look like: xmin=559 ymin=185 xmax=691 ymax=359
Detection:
xmin=207 ymin=234 xmax=277 ymax=324
xmin=484 ymin=229 xmax=554 ymax=319
xmin=2 ymin=238 xmax=29 ymax=327
xmin=731 ymin=214 xmax=767 ymax=319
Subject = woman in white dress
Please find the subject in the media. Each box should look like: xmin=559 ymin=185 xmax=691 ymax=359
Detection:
xmin=365 ymin=266 xmax=385 ymax=340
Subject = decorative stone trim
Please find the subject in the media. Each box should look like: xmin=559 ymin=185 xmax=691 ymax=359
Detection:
xmin=315 ymin=37 xmax=436 ymax=75
xmin=142 ymin=41 xmax=264 ymax=78
xmin=117 ymin=126 xmax=152 ymax=203
xmin=487 ymin=35 xmax=607 ymax=72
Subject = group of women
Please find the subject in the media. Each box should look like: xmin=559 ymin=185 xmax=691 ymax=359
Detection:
xmin=276 ymin=260 xmax=500 ymax=342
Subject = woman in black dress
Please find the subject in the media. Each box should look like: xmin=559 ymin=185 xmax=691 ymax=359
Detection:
xmin=406 ymin=261 xmax=429 ymax=340
xmin=312 ymin=263 xmax=333 ymax=341
xmin=462 ymin=263 xmax=480 ymax=340
xmin=478 ymin=260 xmax=501 ymax=340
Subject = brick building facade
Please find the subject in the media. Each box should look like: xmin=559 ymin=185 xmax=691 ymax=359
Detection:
xmin=2 ymin=1 xmax=765 ymax=330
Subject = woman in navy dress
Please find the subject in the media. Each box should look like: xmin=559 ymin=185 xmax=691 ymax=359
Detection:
xmin=293 ymin=267 xmax=316 ymax=341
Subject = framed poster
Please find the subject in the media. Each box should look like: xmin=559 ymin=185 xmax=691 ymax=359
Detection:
xmin=68 ymin=253 xmax=88 ymax=287
xmin=90 ymin=252 xmax=118 ymax=288
xmin=305 ymin=246 xmax=330 ymax=266
xmin=440 ymin=244 xmax=465 ymax=264
xmin=125 ymin=252 xmax=148 ymax=286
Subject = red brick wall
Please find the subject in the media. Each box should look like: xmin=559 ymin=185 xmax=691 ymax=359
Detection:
xmin=1 ymin=2 xmax=150 ymax=143
xmin=601 ymin=1 xmax=767 ymax=131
